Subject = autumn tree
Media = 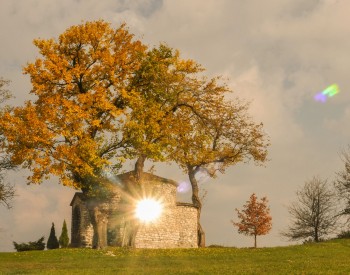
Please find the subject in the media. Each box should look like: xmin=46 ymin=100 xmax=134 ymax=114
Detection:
xmin=125 ymin=43 xmax=269 ymax=246
xmin=232 ymin=193 xmax=272 ymax=248
xmin=0 ymin=21 xmax=146 ymax=248
xmin=59 ymin=220 xmax=69 ymax=248
xmin=282 ymin=177 xmax=338 ymax=243
xmin=47 ymin=223 xmax=59 ymax=249
xmin=0 ymin=78 xmax=15 ymax=208
xmin=111 ymin=45 xmax=209 ymax=246
xmin=171 ymin=92 xmax=269 ymax=247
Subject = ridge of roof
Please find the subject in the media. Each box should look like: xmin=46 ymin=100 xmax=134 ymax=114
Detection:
xmin=70 ymin=192 xmax=87 ymax=206
xmin=116 ymin=171 xmax=178 ymax=186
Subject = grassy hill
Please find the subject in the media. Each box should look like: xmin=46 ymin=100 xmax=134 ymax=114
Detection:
xmin=1 ymin=239 xmax=350 ymax=274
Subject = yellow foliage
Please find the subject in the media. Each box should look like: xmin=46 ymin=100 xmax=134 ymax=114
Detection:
xmin=0 ymin=21 xmax=146 ymax=190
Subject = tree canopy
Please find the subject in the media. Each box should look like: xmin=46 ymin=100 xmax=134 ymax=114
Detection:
xmin=122 ymin=44 xmax=205 ymax=179
xmin=232 ymin=193 xmax=272 ymax=248
xmin=0 ymin=21 xmax=145 ymax=194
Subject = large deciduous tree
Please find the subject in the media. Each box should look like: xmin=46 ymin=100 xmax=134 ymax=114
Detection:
xmin=0 ymin=77 xmax=15 ymax=209
xmin=119 ymin=44 xmax=212 ymax=246
xmin=0 ymin=21 xmax=146 ymax=248
xmin=126 ymin=45 xmax=269 ymax=246
xmin=232 ymin=193 xmax=272 ymax=248
xmin=282 ymin=177 xmax=338 ymax=243
xmin=170 ymin=90 xmax=269 ymax=247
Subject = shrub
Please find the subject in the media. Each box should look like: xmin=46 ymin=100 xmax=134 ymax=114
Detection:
xmin=59 ymin=220 xmax=69 ymax=248
xmin=337 ymin=230 xmax=350 ymax=239
xmin=47 ymin=222 xmax=59 ymax=249
xmin=13 ymin=237 xmax=45 ymax=252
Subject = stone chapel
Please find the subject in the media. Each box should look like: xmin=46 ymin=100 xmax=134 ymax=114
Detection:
xmin=70 ymin=171 xmax=198 ymax=248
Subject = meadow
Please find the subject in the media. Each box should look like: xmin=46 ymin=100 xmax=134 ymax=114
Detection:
xmin=0 ymin=239 xmax=349 ymax=274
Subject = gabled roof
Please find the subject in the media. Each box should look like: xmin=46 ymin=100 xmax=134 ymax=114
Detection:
xmin=69 ymin=172 xmax=179 ymax=207
xmin=116 ymin=171 xmax=178 ymax=187
xmin=70 ymin=192 xmax=87 ymax=206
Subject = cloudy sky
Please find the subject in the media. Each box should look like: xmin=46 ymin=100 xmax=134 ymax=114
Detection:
xmin=1 ymin=0 xmax=349 ymax=251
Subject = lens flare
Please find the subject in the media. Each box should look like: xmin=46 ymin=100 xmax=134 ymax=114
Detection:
xmin=314 ymin=84 xmax=339 ymax=103
xmin=177 ymin=167 xmax=211 ymax=193
xmin=177 ymin=181 xmax=191 ymax=193
xmin=135 ymin=198 xmax=163 ymax=222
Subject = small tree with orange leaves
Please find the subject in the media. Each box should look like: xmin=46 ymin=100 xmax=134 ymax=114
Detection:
xmin=232 ymin=193 xmax=272 ymax=248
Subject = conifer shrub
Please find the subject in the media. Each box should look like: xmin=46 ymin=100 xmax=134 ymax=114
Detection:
xmin=47 ymin=222 xmax=59 ymax=249
xmin=59 ymin=220 xmax=69 ymax=248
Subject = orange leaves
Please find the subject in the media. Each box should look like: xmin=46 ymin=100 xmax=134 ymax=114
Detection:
xmin=25 ymin=20 xmax=145 ymax=100
xmin=232 ymin=193 xmax=272 ymax=242
xmin=0 ymin=21 xmax=147 ymax=188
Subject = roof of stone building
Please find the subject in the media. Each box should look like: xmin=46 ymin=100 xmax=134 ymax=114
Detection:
xmin=116 ymin=171 xmax=178 ymax=187
xmin=70 ymin=171 xmax=178 ymax=206
xmin=70 ymin=192 xmax=87 ymax=206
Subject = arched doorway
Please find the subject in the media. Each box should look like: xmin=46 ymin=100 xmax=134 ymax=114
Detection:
xmin=71 ymin=206 xmax=81 ymax=247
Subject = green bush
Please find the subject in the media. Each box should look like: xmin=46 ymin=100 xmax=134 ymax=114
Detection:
xmin=59 ymin=220 xmax=69 ymax=248
xmin=13 ymin=236 xmax=45 ymax=252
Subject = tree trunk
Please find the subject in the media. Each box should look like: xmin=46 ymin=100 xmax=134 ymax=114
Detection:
xmin=123 ymin=157 xmax=146 ymax=247
xmin=315 ymin=227 xmax=319 ymax=242
xmin=198 ymin=223 xmax=205 ymax=247
xmin=254 ymin=234 xmax=257 ymax=248
xmin=134 ymin=154 xmax=146 ymax=182
xmin=87 ymin=201 xmax=109 ymax=249
xmin=188 ymin=166 xmax=205 ymax=247
xmin=78 ymin=174 xmax=110 ymax=250
xmin=121 ymin=219 xmax=139 ymax=248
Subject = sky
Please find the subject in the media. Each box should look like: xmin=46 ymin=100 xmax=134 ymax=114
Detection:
xmin=1 ymin=0 xmax=350 ymax=251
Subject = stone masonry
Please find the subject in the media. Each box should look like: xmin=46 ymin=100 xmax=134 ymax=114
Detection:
xmin=70 ymin=172 xmax=198 ymax=248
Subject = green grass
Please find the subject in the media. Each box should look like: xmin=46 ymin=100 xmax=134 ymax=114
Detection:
xmin=1 ymin=239 xmax=350 ymax=274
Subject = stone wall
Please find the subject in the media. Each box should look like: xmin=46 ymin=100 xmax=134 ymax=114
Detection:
xmin=135 ymin=202 xmax=198 ymax=248
xmin=70 ymin=172 xmax=198 ymax=248
xmin=70 ymin=194 xmax=94 ymax=248
xmin=121 ymin=172 xmax=198 ymax=248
